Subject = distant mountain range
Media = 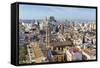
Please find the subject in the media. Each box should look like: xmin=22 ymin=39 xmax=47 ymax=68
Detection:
xmin=19 ymin=19 xmax=96 ymax=24
xmin=19 ymin=19 xmax=33 ymax=23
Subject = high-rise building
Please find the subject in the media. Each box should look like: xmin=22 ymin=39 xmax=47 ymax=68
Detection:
xmin=45 ymin=21 xmax=51 ymax=48
xmin=59 ymin=24 xmax=64 ymax=35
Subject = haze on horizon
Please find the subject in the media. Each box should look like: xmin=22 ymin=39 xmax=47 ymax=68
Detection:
xmin=19 ymin=4 xmax=96 ymax=21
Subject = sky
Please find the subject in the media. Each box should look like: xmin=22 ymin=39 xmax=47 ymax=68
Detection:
xmin=19 ymin=4 xmax=96 ymax=21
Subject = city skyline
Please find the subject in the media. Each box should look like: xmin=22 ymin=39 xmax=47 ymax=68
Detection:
xmin=19 ymin=4 xmax=96 ymax=21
